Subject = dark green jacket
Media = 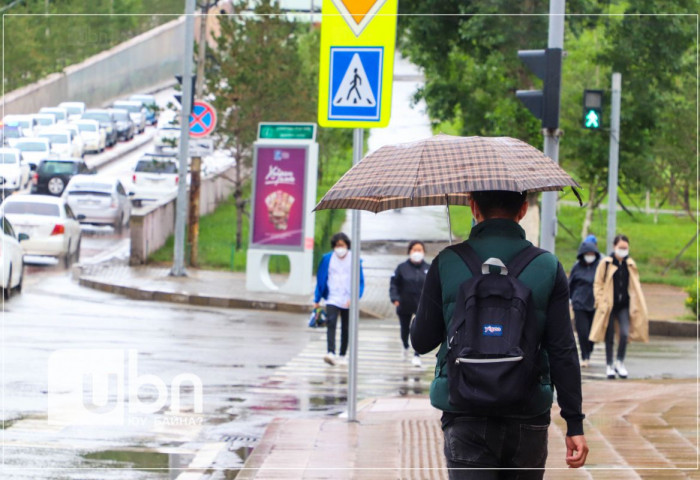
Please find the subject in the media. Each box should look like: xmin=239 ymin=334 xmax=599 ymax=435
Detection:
xmin=411 ymin=219 xmax=584 ymax=436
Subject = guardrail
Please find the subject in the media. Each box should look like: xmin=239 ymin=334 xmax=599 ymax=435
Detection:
xmin=129 ymin=165 xmax=236 ymax=265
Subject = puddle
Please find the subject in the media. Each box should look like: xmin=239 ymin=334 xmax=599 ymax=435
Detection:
xmin=82 ymin=449 xmax=194 ymax=472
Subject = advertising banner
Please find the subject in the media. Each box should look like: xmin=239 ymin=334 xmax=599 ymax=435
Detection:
xmin=251 ymin=145 xmax=307 ymax=248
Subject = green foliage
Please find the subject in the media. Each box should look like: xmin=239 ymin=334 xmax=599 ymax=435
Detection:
xmin=684 ymin=279 xmax=698 ymax=319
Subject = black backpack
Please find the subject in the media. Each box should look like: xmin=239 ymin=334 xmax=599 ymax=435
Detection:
xmin=446 ymin=243 xmax=546 ymax=412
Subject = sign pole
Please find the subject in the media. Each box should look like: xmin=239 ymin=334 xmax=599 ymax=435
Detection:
xmin=606 ymin=73 xmax=621 ymax=255
xmin=171 ymin=0 xmax=196 ymax=277
xmin=348 ymin=127 xmax=363 ymax=422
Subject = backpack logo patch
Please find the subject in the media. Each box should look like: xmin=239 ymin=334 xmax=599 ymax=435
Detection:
xmin=483 ymin=324 xmax=503 ymax=336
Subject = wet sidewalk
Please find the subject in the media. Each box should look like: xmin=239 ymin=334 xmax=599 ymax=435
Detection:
xmin=231 ymin=380 xmax=698 ymax=480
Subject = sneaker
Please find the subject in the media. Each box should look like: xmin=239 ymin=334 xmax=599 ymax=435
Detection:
xmin=615 ymin=360 xmax=628 ymax=379
xmin=338 ymin=355 xmax=347 ymax=366
xmin=606 ymin=364 xmax=616 ymax=379
xmin=412 ymin=355 xmax=422 ymax=367
xmin=323 ymin=353 xmax=336 ymax=366
xmin=580 ymin=359 xmax=589 ymax=368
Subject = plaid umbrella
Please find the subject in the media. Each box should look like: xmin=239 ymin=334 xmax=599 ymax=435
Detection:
xmin=314 ymin=134 xmax=581 ymax=213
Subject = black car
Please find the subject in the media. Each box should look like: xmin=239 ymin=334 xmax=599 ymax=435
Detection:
xmin=109 ymin=108 xmax=135 ymax=142
xmin=81 ymin=109 xmax=119 ymax=147
xmin=31 ymin=158 xmax=95 ymax=196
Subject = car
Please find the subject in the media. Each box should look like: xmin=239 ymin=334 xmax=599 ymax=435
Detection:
xmin=61 ymin=124 xmax=85 ymax=158
xmin=154 ymin=125 xmax=180 ymax=149
xmin=0 ymin=216 xmax=28 ymax=298
xmin=38 ymin=128 xmax=82 ymax=159
xmin=63 ymin=175 xmax=131 ymax=231
xmin=128 ymin=94 xmax=158 ymax=125
xmin=1 ymin=124 xmax=25 ymax=145
xmin=131 ymin=153 xmax=180 ymax=204
xmin=113 ymin=100 xmax=146 ymax=134
xmin=3 ymin=115 xmax=38 ymax=136
xmin=31 ymin=157 xmax=94 ymax=196
xmin=1 ymin=194 xmax=82 ymax=267
xmin=81 ymin=109 xmax=118 ymax=147
xmin=72 ymin=119 xmax=105 ymax=154
xmin=0 ymin=147 xmax=31 ymax=196
xmin=12 ymin=137 xmax=51 ymax=171
xmin=32 ymin=113 xmax=56 ymax=132
xmin=58 ymin=101 xmax=86 ymax=121
xmin=39 ymin=107 xmax=69 ymax=125
xmin=109 ymin=108 xmax=135 ymax=142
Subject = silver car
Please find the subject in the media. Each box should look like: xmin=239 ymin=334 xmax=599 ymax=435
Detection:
xmin=63 ymin=175 xmax=131 ymax=231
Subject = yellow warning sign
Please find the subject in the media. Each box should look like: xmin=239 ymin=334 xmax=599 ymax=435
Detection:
xmin=318 ymin=0 xmax=398 ymax=128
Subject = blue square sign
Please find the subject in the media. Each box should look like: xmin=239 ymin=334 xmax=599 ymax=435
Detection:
xmin=328 ymin=47 xmax=383 ymax=122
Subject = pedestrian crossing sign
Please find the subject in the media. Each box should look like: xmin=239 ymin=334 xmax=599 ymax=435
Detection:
xmin=318 ymin=0 xmax=398 ymax=128
xmin=329 ymin=48 xmax=382 ymax=121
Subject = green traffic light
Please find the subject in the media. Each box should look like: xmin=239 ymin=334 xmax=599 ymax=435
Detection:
xmin=585 ymin=109 xmax=600 ymax=129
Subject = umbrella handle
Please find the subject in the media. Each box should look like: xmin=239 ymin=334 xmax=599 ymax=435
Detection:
xmin=445 ymin=194 xmax=453 ymax=245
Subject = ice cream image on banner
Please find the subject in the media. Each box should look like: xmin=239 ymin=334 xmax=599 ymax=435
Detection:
xmin=265 ymin=190 xmax=295 ymax=230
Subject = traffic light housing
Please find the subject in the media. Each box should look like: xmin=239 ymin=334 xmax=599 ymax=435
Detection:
xmin=582 ymin=89 xmax=603 ymax=130
xmin=516 ymin=48 xmax=562 ymax=130
xmin=174 ymin=74 xmax=197 ymax=111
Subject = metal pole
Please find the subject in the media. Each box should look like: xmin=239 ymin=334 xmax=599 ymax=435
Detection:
xmin=539 ymin=0 xmax=565 ymax=253
xmin=348 ymin=128 xmax=363 ymax=422
xmin=171 ymin=0 xmax=196 ymax=277
xmin=606 ymin=73 xmax=621 ymax=255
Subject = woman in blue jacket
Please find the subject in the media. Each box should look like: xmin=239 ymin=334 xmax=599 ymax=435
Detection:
xmin=569 ymin=240 xmax=600 ymax=367
xmin=313 ymin=232 xmax=364 ymax=366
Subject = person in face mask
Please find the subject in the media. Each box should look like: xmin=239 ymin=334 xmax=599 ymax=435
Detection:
xmin=313 ymin=232 xmax=365 ymax=366
xmin=389 ymin=241 xmax=430 ymax=367
xmin=568 ymin=240 xmax=601 ymax=368
xmin=590 ymin=234 xmax=649 ymax=379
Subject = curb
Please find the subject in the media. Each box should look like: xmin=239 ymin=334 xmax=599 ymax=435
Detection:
xmin=649 ymin=318 xmax=697 ymax=337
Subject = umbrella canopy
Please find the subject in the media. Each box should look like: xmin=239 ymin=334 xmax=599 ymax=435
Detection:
xmin=314 ymin=134 xmax=581 ymax=213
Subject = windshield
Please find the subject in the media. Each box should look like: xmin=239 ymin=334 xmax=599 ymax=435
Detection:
xmin=39 ymin=161 xmax=77 ymax=175
xmin=4 ymin=202 xmax=59 ymax=217
xmin=82 ymin=112 xmax=110 ymax=123
xmin=76 ymin=123 xmax=97 ymax=132
xmin=112 ymin=111 xmax=129 ymax=121
xmin=62 ymin=106 xmax=82 ymax=115
xmin=135 ymin=159 xmax=177 ymax=174
xmin=0 ymin=153 xmax=18 ymax=164
xmin=35 ymin=117 xmax=53 ymax=126
xmin=41 ymin=110 xmax=66 ymax=121
xmin=16 ymin=142 xmax=47 ymax=152
xmin=3 ymin=128 xmax=21 ymax=138
xmin=115 ymin=104 xmax=140 ymax=114
xmin=40 ymin=133 xmax=68 ymax=144
xmin=69 ymin=182 xmax=111 ymax=193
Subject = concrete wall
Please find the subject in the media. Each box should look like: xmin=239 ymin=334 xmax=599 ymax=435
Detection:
xmin=1 ymin=17 xmax=185 ymax=115
xmin=130 ymin=166 xmax=237 ymax=265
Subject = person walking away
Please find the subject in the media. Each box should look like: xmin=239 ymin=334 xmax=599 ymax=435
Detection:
xmin=389 ymin=240 xmax=430 ymax=367
xmin=313 ymin=232 xmax=365 ymax=366
xmin=590 ymin=234 xmax=648 ymax=379
xmin=411 ymin=190 xmax=588 ymax=478
xmin=569 ymin=240 xmax=601 ymax=367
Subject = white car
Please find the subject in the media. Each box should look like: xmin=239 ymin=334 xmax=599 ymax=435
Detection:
xmin=1 ymin=194 xmax=82 ymax=267
xmin=63 ymin=175 xmax=131 ymax=231
xmin=39 ymin=128 xmax=82 ymax=159
xmin=61 ymin=124 xmax=85 ymax=158
xmin=154 ymin=125 xmax=180 ymax=148
xmin=0 ymin=216 xmax=27 ymax=298
xmin=0 ymin=147 xmax=30 ymax=195
xmin=58 ymin=102 xmax=86 ymax=121
xmin=113 ymin=100 xmax=146 ymax=134
xmin=12 ymin=137 xmax=51 ymax=171
xmin=72 ymin=119 xmax=105 ymax=153
xmin=3 ymin=115 xmax=37 ymax=137
xmin=32 ymin=113 xmax=56 ymax=132
xmin=131 ymin=154 xmax=180 ymax=204
xmin=39 ymin=107 xmax=69 ymax=125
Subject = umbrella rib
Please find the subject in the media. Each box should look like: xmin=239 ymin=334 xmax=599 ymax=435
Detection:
xmin=409 ymin=137 xmax=430 ymax=202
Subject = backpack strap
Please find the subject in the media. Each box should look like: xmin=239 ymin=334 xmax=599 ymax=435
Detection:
xmin=447 ymin=243 xmax=483 ymax=277
xmin=506 ymin=245 xmax=548 ymax=278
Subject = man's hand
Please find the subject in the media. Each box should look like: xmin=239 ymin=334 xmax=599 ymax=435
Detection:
xmin=313 ymin=302 xmax=320 ymax=309
xmin=393 ymin=301 xmax=400 ymax=307
xmin=565 ymin=435 xmax=588 ymax=468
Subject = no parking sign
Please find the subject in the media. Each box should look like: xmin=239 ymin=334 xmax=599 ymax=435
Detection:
xmin=189 ymin=100 xmax=217 ymax=138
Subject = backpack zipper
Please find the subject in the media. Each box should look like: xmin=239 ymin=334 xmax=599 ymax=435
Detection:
xmin=455 ymin=356 xmax=523 ymax=364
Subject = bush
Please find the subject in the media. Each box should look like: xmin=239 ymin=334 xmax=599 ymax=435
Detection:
xmin=684 ymin=279 xmax=698 ymax=320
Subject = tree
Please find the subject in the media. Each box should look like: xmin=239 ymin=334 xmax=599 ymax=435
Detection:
xmin=205 ymin=0 xmax=317 ymax=249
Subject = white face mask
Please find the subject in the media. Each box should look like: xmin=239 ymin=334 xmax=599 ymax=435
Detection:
xmin=410 ymin=252 xmax=424 ymax=264
xmin=334 ymin=247 xmax=348 ymax=258
xmin=615 ymin=248 xmax=629 ymax=258
xmin=584 ymin=254 xmax=596 ymax=264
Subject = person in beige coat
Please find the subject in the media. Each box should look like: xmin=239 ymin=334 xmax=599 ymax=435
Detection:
xmin=590 ymin=234 xmax=649 ymax=379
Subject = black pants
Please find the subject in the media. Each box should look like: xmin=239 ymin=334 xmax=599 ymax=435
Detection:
xmin=443 ymin=417 xmax=548 ymax=479
xmin=605 ymin=307 xmax=630 ymax=365
xmin=398 ymin=313 xmax=413 ymax=350
xmin=326 ymin=305 xmax=349 ymax=356
xmin=573 ymin=309 xmax=595 ymax=361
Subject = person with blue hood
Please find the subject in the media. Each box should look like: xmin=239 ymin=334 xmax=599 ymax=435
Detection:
xmin=569 ymin=240 xmax=600 ymax=367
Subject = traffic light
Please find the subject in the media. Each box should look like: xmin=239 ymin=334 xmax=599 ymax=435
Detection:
xmin=582 ymin=89 xmax=603 ymax=130
xmin=515 ymin=48 xmax=562 ymax=130
xmin=174 ymin=74 xmax=197 ymax=111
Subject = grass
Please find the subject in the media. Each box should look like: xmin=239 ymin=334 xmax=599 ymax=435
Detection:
xmin=449 ymin=200 xmax=697 ymax=288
